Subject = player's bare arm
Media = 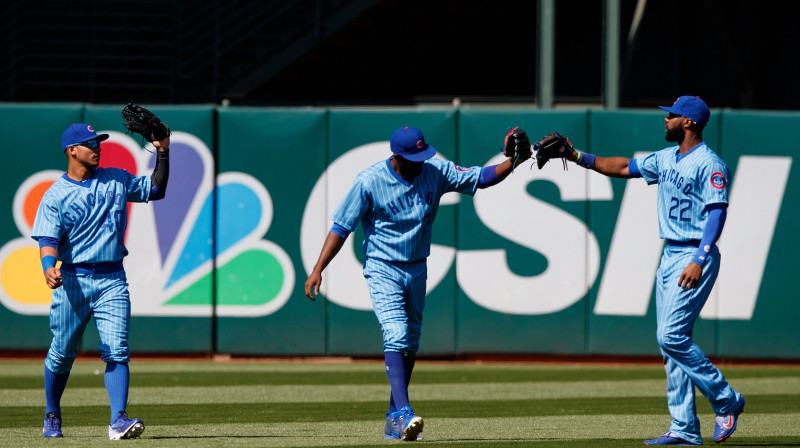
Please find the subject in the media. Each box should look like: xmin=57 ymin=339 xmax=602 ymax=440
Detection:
xmin=591 ymin=155 xmax=632 ymax=178
xmin=496 ymin=156 xmax=525 ymax=179
xmin=565 ymin=149 xmax=632 ymax=178
xmin=304 ymin=232 xmax=347 ymax=301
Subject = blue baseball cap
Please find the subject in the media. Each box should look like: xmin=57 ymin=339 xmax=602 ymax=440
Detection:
xmin=389 ymin=126 xmax=436 ymax=162
xmin=61 ymin=123 xmax=109 ymax=152
xmin=658 ymin=96 xmax=710 ymax=126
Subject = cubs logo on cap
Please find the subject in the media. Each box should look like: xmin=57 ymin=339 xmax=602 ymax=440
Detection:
xmin=61 ymin=123 xmax=110 ymax=152
xmin=389 ymin=126 xmax=437 ymax=162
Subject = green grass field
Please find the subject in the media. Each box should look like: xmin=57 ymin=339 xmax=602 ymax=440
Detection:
xmin=1 ymin=358 xmax=799 ymax=447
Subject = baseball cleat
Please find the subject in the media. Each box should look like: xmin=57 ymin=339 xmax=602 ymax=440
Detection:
xmin=42 ymin=411 xmax=63 ymax=438
xmin=396 ymin=406 xmax=424 ymax=441
xmin=384 ymin=412 xmax=400 ymax=439
xmin=385 ymin=411 xmax=424 ymax=441
xmin=108 ymin=411 xmax=145 ymax=440
xmin=713 ymin=397 xmax=745 ymax=443
xmin=643 ymin=432 xmax=700 ymax=445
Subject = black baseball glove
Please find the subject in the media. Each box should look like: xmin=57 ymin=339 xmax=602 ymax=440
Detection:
xmin=121 ymin=102 xmax=170 ymax=143
xmin=534 ymin=132 xmax=574 ymax=170
xmin=503 ymin=126 xmax=533 ymax=163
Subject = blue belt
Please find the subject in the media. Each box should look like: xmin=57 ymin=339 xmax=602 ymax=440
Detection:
xmin=666 ymin=239 xmax=701 ymax=248
xmin=60 ymin=261 xmax=124 ymax=275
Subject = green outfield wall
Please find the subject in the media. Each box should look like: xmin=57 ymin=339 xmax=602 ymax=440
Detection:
xmin=1 ymin=104 xmax=797 ymax=359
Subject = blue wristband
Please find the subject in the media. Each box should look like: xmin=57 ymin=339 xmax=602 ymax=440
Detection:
xmin=41 ymin=255 xmax=57 ymax=274
xmin=576 ymin=151 xmax=596 ymax=169
xmin=478 ymin=165 xmax=501 ymax=188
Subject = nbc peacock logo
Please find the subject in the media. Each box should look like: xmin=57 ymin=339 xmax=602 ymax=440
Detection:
xmin=0 ymin=131 xmax=294 ymax=317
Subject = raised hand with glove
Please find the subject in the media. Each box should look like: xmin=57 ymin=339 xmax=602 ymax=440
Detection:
xmin=503 ymin=126 xmax=533 ymax=162
xmin=533 ymin=132 xmax=575 ymax=170
xmin=121 ymin=102 xmax=171 ymax=151
xmin=121 ymin=102 xmax=170 ymax=199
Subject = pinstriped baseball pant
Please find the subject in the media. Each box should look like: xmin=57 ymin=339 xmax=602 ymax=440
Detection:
xmin=45 ymin=270 xmax=132 ymax=374
xmin=364 ymin=257 xmax=427 ymax=354
xmin=655 ymin=245 xmax=742 ymax=444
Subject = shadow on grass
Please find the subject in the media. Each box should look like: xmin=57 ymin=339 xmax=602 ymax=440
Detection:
xmin=148 ymin=435 xmax=285 ymax=439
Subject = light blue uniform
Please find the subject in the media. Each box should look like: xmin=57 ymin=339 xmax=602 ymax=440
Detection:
xmin=32 ymin=168 xmax=151 ymax=372
xmin=332 ymin=157 xmax=480 ymax=353
xmin=634 ymin=142 xmax=743 ymax=444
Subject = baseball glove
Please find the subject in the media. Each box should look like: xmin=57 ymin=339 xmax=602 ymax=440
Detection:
xmin=503 ymin=127 xmax=533 ymax=163
xmin=534 ymin=132 xmax=574 ymax=170
xmin=121 ymin=102 xmax=170 ymax=143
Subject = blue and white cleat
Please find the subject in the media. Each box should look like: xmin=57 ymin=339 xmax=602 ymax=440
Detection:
xmin=43 ymin=411 xmax=63 ymax=438
xmin=384 ymin=412 xmax=400 ymax=439
xmin=713 ymin=397 xmax=745 ymax=443
xmin=643 ymin=431 xmax=700 ymax=446
xmin=108 ymin=411 xmax=145 ymax=440
xmin=385 ymin=411 xmax=423 ymax=441
xmin=396 ymin=406 xmax=424 ymax=442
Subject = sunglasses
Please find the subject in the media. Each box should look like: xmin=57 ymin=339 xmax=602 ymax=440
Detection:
xmin=71 ymin=140 xmax=101 ymax=149
xmin=666 ymin=112 xmax=683 ymax=120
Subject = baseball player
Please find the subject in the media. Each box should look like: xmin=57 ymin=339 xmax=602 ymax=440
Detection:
xmin=562 ymin=96 xmax=744 ymax=445
xmin=304 ymin=126 xmax=526 ymax=441
xmin=32 ymin=122 xmax=170 ymax=439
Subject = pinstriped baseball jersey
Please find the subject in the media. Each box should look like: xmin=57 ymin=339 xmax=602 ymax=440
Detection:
xmin=31 ymin=168 xmax=151 ymax=263
xmin=332 ymin=157 xmax=481 ymax=262
xmin=634 ymin=143 xmax=730 ymax=241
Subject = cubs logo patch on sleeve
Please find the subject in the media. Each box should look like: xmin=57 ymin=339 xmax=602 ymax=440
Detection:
xmin=710 ymin=172 xmax=727 ymax=189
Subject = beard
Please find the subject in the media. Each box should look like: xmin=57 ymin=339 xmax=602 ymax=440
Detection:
xmin=665 ymin=125 xmax=685 ymax=143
